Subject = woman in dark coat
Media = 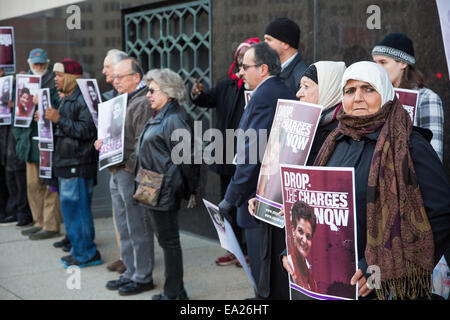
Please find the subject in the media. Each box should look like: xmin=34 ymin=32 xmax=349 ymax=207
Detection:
xmin=314 ymin=61 xmax=450 ymax=300
xmin=136 ymin=68 xmax=198 ymax=300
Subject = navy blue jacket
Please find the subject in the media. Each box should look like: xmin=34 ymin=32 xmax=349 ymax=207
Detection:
xmin=224 ymin=76 xmax=296 ymax=227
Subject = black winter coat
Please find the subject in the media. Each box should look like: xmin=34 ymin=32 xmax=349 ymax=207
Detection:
xmin=53 ymin=87 xmax=98 ymax=175
xmin=280 ymin=52 xmax=308 ymax=95
xmin=191 ymin=78 xmax=245 ymax=177
xmin=326 ymin=127 xmax=450 ymax=267
xmin=136 ymin=101 xmax=199 ymax=212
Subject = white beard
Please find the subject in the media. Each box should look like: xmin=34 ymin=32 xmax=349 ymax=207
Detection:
xmin=29 ymin=63 xmax=48 ymax=76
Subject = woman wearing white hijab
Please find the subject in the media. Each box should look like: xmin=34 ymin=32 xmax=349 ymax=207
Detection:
xmin=313 ymin=61 xmax=450 ymax=300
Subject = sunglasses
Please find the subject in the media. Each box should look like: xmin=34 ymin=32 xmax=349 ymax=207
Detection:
xmin=148 ymin=87 xmax=161 ymax=94
xmin=241 ymin=64 xmax=261 ymax=71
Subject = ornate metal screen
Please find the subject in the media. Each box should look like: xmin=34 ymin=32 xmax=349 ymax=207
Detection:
xmin=124 ymin=0 xmax=212 ymax=124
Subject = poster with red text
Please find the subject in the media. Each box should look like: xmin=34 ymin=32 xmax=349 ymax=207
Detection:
xmin=280 ymin=164 xmax=358 ymax=300
xmin=0 ymin=27 xmax=15 ymax=74
xmin=39 ymin=150 xmax=52 ymax=179
xmin=394 ymin=88 xmax=419 ymax=124
xmin=254 ymin=99 xmax=322 ymax=228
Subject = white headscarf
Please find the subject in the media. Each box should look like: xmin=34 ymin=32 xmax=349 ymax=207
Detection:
xmin=314 ymin=61 xmax=347 ymax=110
xmin=341 ymin=61 xmax=395 ymax=108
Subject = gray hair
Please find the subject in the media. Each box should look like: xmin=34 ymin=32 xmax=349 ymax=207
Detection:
xmin=145 ymin=68 xmax=186 ymax=103
xmin=106 ymin=49 xmax=128 ymax=65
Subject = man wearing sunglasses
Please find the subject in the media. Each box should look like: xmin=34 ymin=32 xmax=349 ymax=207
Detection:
xmin=95 ymin=57 xmax=156 ymax=296
xmin=218 ymin=42 xmax=296 ymax=300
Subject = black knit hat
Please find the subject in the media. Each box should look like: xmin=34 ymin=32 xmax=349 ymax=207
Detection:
xmin=302 ymin=65 xmax=318 ymax=84
xmin=372 ymin=33 xmax=415 ymax=65
xmin=264 ymin=17 xmax=300 ymax=49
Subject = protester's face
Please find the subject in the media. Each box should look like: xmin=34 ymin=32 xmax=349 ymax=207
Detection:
xmin=31 ymin=63 xmax=48 ymax=76
xmin=263 ymin=34 xmax=284 ymax=57
xmin=147 ymin=80 xmax=169 ymax=111
xmin=343 ymin=79 xmax=382 ymax=116
xmin=102 ymin=55 xmax=114 ymax=84
xmin=113 ymin=60 xmax=139 ymax=94
xmin=239 ymin=48 xmax=261 ymax=90
xmin=293 ymin=218 xmax=313 ymax=259
xmin=236 ymin=46 xmax=249 ymax=75
xmin=20 ymin=92 xmax=30 ymax=107
xmin=372 ymin=55 xmax=407 ymax=88
xmin=296 ymin=76 xmax=319 ymax=104
xmin=55 ymin=72 xmax=65 ymax=91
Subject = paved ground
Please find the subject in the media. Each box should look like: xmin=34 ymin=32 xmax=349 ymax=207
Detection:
xmin=0 ymin=217 xmax=254 ymax=300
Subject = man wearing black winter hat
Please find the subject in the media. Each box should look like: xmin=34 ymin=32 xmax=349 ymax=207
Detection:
xmin=264 ymin=17 xmax=308 ymax=94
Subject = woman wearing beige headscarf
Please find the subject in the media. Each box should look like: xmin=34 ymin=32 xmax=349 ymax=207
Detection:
xmin=296 ymin=61 xmax=347 ymax=164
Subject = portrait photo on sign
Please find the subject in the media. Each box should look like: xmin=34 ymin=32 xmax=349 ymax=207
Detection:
xmin=37 ymin=88 xmax=53 ymax=150
xmin=77 ymin=78 xmax=102 ymax=127
xmin=97 ymin=93 xmax=127 ymax=170
xmin=0 ymin=75 xmax=13 ymax=124
xmin=14 ymin=74 xmax=41 ymax=127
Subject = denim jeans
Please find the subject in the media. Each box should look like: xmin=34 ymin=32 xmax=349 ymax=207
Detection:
xmin=148 ymin=208 xmax=184 ymax=298
xmin=59 ymin=177 xmax=97 ymax=263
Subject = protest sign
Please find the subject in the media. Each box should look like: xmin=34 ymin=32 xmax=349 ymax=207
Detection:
xmin=394 ymin=88 xmax=419 ymax=124
xmin=0 ymin=75 xmax=13 ymax=125
xmin=0 ymin=27 xmax=15 ymax=74
xmin=254 ymin=99 xmax=322 ymax=228
xmin=14 ymin=74 xmax=41 ymax=128
xmin=39 ymin=150 xmax=52 ymax=179
xmin=203 ymin=199 xmax=256 ymax=289
xmin=436 ymin=0 xmax=450 ymax=79
xmin=280 ymin=164 xmax=358 ymax=300
xmin=77 ymin=78 xmax=102 ymax=128
xmin=97 ymin=93 xmax=127 ymax=170
xmin=37 ymin=88 xmax=54 ymax=151
xmin=244 ymin=90 xmax=252 ymax=109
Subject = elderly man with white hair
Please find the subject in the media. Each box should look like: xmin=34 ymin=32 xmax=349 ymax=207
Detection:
xmin=102 ymin=49 xmax=128 ymax=101
xmin=95 ymin=57 xmax=156 ymax=296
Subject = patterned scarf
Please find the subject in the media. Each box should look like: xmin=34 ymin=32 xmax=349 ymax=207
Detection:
xmin=314 ymin=98 xmax=434 ymax=299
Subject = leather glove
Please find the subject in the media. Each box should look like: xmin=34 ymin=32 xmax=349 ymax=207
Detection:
xmin=218 ymin=199 xmax=234 ymax=224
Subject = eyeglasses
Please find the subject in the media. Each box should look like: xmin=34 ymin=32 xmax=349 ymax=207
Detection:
xmin=148 ymin=87 xmax=161 ymax=94
xmin=241 ymin=64 xmax=261 ymax=71
xmin=112 ymin=72 xmax=136 ymax=81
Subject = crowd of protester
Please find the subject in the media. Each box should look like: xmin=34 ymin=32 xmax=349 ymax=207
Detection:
xmin=0 ymin=16 xmax=448 ymax=300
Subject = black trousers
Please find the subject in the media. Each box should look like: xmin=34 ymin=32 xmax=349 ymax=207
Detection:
xmin=0 ymin=164 xmax=9 ymax=217
xmin=220 ymin=174 xmax=246 ymax=254
xmin=5 ymin=169 xmax=32 ymax=222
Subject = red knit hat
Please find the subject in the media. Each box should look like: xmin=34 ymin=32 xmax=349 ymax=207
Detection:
xmin=53 ymin=58 xmax=83 ymax=75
